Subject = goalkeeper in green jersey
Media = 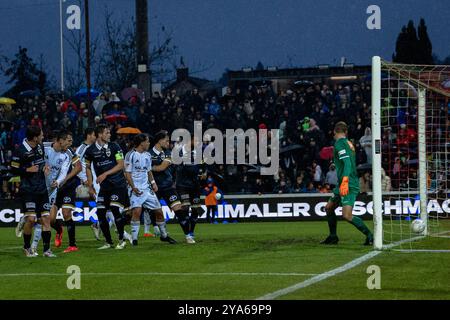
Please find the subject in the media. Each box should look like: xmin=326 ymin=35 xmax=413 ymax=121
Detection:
xmin=321 ymin=122 xmax=374 ymax=246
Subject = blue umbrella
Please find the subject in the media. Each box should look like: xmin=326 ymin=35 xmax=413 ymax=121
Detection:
xmin=75 ymin=88 xmax=100 ymax=99
xmin=19 ymin=89 xmax=41 ymax=97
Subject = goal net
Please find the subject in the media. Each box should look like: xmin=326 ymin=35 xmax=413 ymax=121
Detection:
xmin=371 ymin=57 xmax=450 ymax=251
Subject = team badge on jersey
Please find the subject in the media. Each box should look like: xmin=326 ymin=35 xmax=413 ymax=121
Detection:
xmin=106 ymin=148 xmax=111 ymax=157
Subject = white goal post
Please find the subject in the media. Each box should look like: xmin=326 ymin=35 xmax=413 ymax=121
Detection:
xmin=371 ymin=56 xmax=450 ymax=251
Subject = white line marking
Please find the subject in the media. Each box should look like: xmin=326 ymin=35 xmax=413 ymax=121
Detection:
xmin=0 ymin=272 xmax=317 ymax=277
xmin=256 ymin=236 xmax=423 ymax=300
xmin=393 ymin=249 xmax=450 ymax=253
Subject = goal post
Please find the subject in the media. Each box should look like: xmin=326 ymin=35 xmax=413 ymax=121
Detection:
xmin=417 ymin=88 xmax=428 ymax=236
xmin=371 ymin=56 xmax=450 ymax=251
xmin=371 ymin=56 xmax=383 ymax=250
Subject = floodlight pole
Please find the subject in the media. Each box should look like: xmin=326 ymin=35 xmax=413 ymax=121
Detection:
xmin=59 ymin=0 xmax=65 ymax=96
xmin=85 ymin=0 xmax=93 ymax=126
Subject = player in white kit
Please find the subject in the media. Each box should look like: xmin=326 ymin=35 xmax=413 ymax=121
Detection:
xmin=30 ymin=131 xmax=73 ymax=256
xmin=124 ymin=134 xmax=176 ymax=246
xmin=76 ymin=127 xmax=101 ymax=239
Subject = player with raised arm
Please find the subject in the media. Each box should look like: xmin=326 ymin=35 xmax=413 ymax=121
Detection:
xmin=84 ymin=124 xmax=130 ymax=250
xmin=10 ymin=125 xmax=54 ymax=257
xmin=321 ymin=122 xmax=374 ymax=245
xmin=124 ymin=133 xmax=177 ymax=246
xmin=150 ymin=130 xmax=194 ymax=243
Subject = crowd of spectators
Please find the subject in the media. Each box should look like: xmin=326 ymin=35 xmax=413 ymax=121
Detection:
xmin=4 ymin=77 xmax=437 ymax=199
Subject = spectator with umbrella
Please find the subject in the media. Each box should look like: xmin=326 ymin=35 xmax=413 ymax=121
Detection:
xmin=75 ymin=87 xmax=100 ymax=100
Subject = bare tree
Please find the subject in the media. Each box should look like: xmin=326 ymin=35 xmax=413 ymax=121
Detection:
xmin=97 ymin=8 xmax=137 ymax=92
xmin=63 ymin=0 xmax=102 ymax=96
xmin=149 ymin=24 xmax=179 ymax=87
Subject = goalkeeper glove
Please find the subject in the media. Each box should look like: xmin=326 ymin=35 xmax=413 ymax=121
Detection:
xmin=339 ymin=176 xmax=349 ymax=196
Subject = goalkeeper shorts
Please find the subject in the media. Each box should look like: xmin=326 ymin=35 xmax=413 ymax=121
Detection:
xmin=329 ymin=189 xmax=359 ymax=207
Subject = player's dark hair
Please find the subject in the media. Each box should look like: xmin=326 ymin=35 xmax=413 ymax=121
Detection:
xmin=84 ymin=127 xmax=95 ymax=140
xmin=334 ymin=121 xmax=348 ymax=134
xmin=133 ymin=133 xmax=149 ymax=148
xmin=95 ymin=124 xmax=109 ymax=137
xmin=56 ymin=129 xmax=72 ymax=141
xmin=26 ymin=125 xmax=42 ymax=141
xmin=48 ymin=129 xmax=60 ymax=142
xmin=154 ymin=130 xmax=169 ymax=144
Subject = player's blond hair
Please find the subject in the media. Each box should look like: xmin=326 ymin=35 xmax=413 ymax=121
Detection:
xmin=334 ymin=121 xmax=348 ymax=134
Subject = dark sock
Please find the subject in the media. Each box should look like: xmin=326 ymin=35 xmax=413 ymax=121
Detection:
xmin=149 ymin=211 xmax=157 ymax=227
xmin=175 ymin=209 xmax=190 ymax=235
xmin=349 ymin=216 xmax=372 ymax=237
xmin=23 ymin=233 xmax=32 ymax=249
xmin=325 ymin=208 xmax=337 ymax=236
xmin=111 ymin=207 xmax=124 ymax=241
xmin=190 ymin=207 xmax=203 ymax=234
xmin=65 ymin=219 xmax=76 ymax=247
xmin=51 ymin=220 xmax=63 ymax=234
xmin=42 ymin=231 xmax=51 ymax=252
xmin=98 ymin=209 xmax=113 ymax=244
xmin=189 ymin=216 xmax=197 ymax=234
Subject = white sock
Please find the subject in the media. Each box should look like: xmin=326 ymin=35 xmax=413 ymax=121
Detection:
xmin=124 ymin=230 xmax=131 ymax=240
xmin=143 ymin=211 xmax=151 ymax=233
xmin=131 ymin=221 xmax=140 ymax=241
xmin=32 ymin=223 xmax=42 ymax=249
xmin=156 ymin=222 xmax=167 ymax=238
xmin=106 ymin=211 xmax=115 ymax=229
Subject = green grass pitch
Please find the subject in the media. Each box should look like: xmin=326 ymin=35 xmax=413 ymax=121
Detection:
xmin=0 ymin=221 xmax=449 ymax=300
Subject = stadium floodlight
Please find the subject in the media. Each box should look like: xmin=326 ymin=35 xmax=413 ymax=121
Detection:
xmin=267 ymin=66 xmax=278 ymax=71
xmin=343 ymin=63 xmax=354 ymax=68
xmin=371 ymin=56 xmax=450 ymax=252
xmin=242 ymin=67 xmax=253 ymax=72
xmin=317 ymin=64 xmax=329 ymax=69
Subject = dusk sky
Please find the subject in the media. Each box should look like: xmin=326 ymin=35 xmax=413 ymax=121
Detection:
xmin=0 ymin=0 xmax=449 ymax=92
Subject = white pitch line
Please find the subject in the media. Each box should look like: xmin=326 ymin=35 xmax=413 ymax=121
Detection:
xmin=0 ymin=272 xmax=317 ymax=277
xmin=256 ymin=236 xmax=424 ymax=300
xmin=393 ymin=249 xmax=450 ymax=253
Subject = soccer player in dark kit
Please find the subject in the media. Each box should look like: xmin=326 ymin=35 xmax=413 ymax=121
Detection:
xmin=176 ymin=134 xmax=207 ymax=243
xmin=10 ymin=125 xmax=54 ymax=257
xmin=84 ymin=124 xmax=130 ymax=250
xmin=150 ymin=130 xmax=194 ymax=243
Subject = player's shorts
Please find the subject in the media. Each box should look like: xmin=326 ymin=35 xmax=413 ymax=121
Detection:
xmin=22 ymin=192 xmax=51 ymax=218
xmin=329 ymin=188 xmax=359 ymax=207
xmin=54 ymin=187 xmax=76 ymax=210
xmin=129 ymin=188 xmax=161 ymax=211
xmin=97 ymin=186 xmax=130 ymax=213
xmin=156 ymin=188 xmax=181 ymax=208
xmin=177 ymin=187 xmax=202 ymax=208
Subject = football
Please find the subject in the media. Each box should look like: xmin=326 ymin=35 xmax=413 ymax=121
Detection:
xmin=215 ymin=193 xmax=222 ymax=200
xmin=411 ymin=219 xmax=426 ymax=234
